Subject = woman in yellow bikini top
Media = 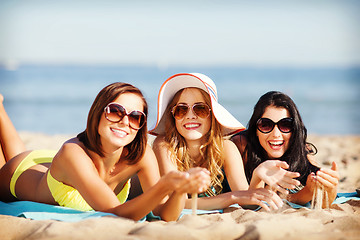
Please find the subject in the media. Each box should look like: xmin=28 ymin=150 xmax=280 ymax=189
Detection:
xmin=0 ymin=83 xmax=210 ymax=221
xmin=9 ymin=150 xmax=130 ymax=211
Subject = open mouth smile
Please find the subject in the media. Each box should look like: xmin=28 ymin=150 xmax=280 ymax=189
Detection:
xmin=268 ymin=140 xmax=284 ymax=149
xmin=111 ymin=127 xmax=128 ymax=138
xmin=184 ymin=123 xmax=201 ymax=130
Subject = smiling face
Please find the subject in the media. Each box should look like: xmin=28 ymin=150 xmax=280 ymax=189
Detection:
xmin=174 ymin=88 xmax=211 ymax=145
xmin=98 ymin=92 xmax=144 ymax=153
xmin=257 ymin=105 xmax=292 ymax=159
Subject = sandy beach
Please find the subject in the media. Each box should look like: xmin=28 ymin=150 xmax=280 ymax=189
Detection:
xmin=0 ymin=132 xmax=359 ymax=240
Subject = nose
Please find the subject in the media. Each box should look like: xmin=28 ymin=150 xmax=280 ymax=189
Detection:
xmin=120 ymin=115 xmax=130 ymax=126
xmin=185 ymin=107 xmax=197 ymax=119
xmin=271 ymin=125 xmax=282 ymax=137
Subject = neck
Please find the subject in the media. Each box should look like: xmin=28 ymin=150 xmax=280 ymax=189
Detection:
xmin=186 ymin=141 xmax=204 ymax=167
xmin=91 ymin=146 xmax=126 ymax=175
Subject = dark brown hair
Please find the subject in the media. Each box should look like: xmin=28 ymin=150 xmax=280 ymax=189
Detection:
xmin=77 ymin=82 xmax=148 ymax=164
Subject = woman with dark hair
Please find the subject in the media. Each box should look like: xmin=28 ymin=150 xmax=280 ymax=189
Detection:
xmin=231 ymin=91 xmax=339 ymax=207
xmin=0 ymin=82 xmax=210 ymax=221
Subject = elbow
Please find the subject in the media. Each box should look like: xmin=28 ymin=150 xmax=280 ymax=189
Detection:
xmin=103 ymin=207 xmax=145 ymax=222
xmin=160 ymin=212 xmax=179 ymax=222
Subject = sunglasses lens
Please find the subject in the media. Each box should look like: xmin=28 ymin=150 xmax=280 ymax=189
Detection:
xmin=105 ymin=103 xmax=146 ymax=130
xmin=278 ymin=118 xmax=293 ymax=133
xmin=106 ymin=104 xmax=126 ymax=123
xmin=193 ymin=103 xmax=210 ymax=118
xmin=257 ymin=118 xmax=274 ymax=133
xmin=172 ymin=105 xmax=189 ymax=120
xmin=128 ymin=111 xmax=146 ymax=130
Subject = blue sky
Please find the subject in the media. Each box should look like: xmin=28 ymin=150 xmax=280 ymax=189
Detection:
xmin=0 ymin=0 xmax=359 ymax=67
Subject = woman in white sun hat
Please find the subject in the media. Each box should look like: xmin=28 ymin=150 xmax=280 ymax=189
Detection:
xmin=150 ymin=73 xmax=290 ymax=211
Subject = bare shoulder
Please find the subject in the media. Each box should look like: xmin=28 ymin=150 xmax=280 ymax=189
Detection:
xmin=223 ymin=139 xmax=242 ymax=160
xmin=59 ymin=138 xmax=85 ymax=156
xmin=137 ymin=144 xmax=157 ymax=166
xmin=53 ymin=137 xmax=89 ymax=167
xmin=223 ymin=139 xmax=238 ymax=150
xmin=152 ymin=136 xmax=166 ymax=149
xmin=50 ymin=137 xmax=94 ymax=180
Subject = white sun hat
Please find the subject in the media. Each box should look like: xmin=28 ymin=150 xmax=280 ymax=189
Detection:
xmin=149 ymin=73 xmax=245 ymax=136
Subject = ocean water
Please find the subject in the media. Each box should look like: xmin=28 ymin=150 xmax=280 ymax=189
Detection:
xmin=0 ymin=64 xmax=359 ymax=135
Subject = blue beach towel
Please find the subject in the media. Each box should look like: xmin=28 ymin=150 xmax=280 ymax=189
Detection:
xmin=285 ymin=191 xmax=360 ymax=209
xmin=0 ymin=201 xmax=115 ymax=222
xmin=0 ymin=192 xmax=358 ymax=222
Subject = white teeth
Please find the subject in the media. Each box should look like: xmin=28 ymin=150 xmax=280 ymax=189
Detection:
xmin=270 ymin=141 xmax=283 ymax=146
xmin=185 ymin=123 xmax=200 ymax=128
xmin=112 ymin=128 xmax=127 ymax=137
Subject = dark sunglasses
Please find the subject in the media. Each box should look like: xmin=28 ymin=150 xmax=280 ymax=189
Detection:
xmin=171 ymin=103 xmax=211 ymax=120
xmin=104 ymin=103 xmax=146 ymax=130
xmin=256 ymin=117 xmax=294 ymax=133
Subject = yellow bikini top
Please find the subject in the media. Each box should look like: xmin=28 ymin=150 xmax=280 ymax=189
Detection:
xmin=10 ymin=149 xmax=131 ymax=212
xmin=47 ymin=172 xmax=130 ymax=211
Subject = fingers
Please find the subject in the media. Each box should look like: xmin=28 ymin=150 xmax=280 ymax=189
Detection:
xmin=316 ymin=164 xmax=340 ymax=190
xmin=276 ymin=160 xmax=289 ymax=170
xmin=331 ymin=161 xmax=338 ymax=172
xmin=305 ymin=173 xmax=317 ymax=192
xmin=318 ymin=168 xmax=339 ymax=180
xmin=267 ymin=172 xmax=301 ymax=192
xmin=256 ymin=160 xmax=300 ymax=191
xmin=262 ymin=190 xmax=284 ymax=211
xmin=316 ymin=170 xmax=339 ymax=190
xmin=236 ymin=189 xmax=284 ymax=212
xmin=285 ymin=171 xmax=301 ymax=179
xmin=270 ymin=184 xmax=289 ymax=195
xmin=173 ymin=168 xmax=210 ymax=194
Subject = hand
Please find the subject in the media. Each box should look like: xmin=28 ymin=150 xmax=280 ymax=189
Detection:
xmin=254 ymin=160 xmax=301 ymax=194
xmin=162 ymin=168 xmax=210 ymax=194
xmin=304 ymin=172 xmax=317 ymax=194
xmin=315 ymin=162 xmax=339 ymax=200
xmin=232 ymin=188 xmax=284 ymax=211
xmin=181 ymin=167 xmax=211 ymax=194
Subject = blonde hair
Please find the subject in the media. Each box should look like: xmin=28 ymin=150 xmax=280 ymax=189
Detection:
xmin=163 ymin=88 xmax=225 ymax=196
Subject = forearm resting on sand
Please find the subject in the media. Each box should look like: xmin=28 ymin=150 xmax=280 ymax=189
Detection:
xmin=184 ymin=192 xmax=235 ymax=211
xmin=107 ymin=178 xmax=175 ymax=221
xmin=185 ymin=189 xmax=284 ymax=212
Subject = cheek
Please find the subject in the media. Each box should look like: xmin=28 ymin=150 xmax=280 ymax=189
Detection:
xmin=174 ymin=120 xmax=184 ymax=135
xmin=175 ymin=120 xmax=181 ymax=130
xmin=204 ymin=118 xmax=211 ymax=132
xmin=283 ymin=133 xmax=292 ymax=150
xmin=256 ymin=131 xmax=267 ymax=149
xmin=97 ymin=117 xmax=107 ymax=134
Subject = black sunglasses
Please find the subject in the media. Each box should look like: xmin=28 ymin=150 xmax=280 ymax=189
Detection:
xmin=171 ymin=103 xmax=211 ymax=120
xmin=256 ymin=117 xmax=293 ymax=133
xmin=104 ymin=103 xmax=146 ymax=130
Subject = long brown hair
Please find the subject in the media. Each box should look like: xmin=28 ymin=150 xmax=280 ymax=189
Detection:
xmin=77 ymin=82 xmax=148 ymax=164
xmin=163 ymin=88 xmax=224 ymax=196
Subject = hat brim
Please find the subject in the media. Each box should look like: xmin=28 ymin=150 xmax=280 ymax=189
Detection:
xmin=149 ymin=73 xmax=245 ymax=136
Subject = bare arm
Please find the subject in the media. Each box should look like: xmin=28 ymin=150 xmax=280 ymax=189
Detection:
xmin=231 ymin=132 xmax=300 ymax=193
xmin=249 ymin=160 xmax=301 ymax=194
xmin=222 ymin=140 xmax=248 ymax=191
xmin=54 ymin=142 xmax=208 ymax=221
xmin=154 ymin=137 xmax=283 ymax=211
xmin=288 ymin=161 xmax=339 ymax=206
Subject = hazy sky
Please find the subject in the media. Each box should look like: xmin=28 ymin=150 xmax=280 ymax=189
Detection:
xmin=0 ymin=0 xmax=359 ymax=67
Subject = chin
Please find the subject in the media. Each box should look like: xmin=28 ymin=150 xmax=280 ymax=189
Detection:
xmin=268 ymin=152 xmax=285 ymax=159
xmin=183 ymin=133 xmax=204 ymax=140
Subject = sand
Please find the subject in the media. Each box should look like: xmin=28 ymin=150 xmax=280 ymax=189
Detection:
xmin=0 ymin=132 xmax=359 ymax=240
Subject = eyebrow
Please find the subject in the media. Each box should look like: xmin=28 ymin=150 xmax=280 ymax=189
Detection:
xmin=177 ymin=101 xmax=205 ymax=105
